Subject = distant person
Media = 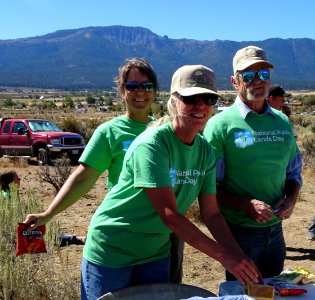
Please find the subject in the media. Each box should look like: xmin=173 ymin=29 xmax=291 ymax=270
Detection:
xmin=0 ymin=170 xmax=20 ymax=199
xmin=203 ymin=45 xmax=302 ymax=280
xmin=24 ymin=64 xmax=261 ymax=299
xmin=267 ymin=85 xmax=292 ymax=118
xmin=308 ymin=216 xmax=315 ymax=240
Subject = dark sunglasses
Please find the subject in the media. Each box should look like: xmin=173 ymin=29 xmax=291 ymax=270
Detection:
xmin=125 ymin=81 xmax=155 ymax=92
xmin=240 ymin=69 xmax=270 ymax=83
xmin=180 ymin=94 xmax=218 ymax=106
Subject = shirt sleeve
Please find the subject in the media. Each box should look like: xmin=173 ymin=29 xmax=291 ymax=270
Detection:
xmin=130 ymin=142 xmax=172 ymax=188
xmin=216 ymin=158 xmax=225 ymax=182
xmin=79 ymin=124 xmax=112 ymax=174
xmin=286 ymin=153 xmax=303 ymax=186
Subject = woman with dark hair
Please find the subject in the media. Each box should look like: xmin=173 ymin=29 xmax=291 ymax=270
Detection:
xmin=0 ymin=170 xmax=20 ymax=199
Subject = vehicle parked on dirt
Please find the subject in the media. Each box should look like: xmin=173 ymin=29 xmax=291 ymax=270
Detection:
xmin=0 ymin=118 xmax=86 ymax=165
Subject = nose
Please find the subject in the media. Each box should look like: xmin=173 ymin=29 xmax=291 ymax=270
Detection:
xmin=195 ymin=97 xmax=207 ymax=106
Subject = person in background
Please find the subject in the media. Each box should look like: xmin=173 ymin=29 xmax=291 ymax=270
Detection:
xmin=0 ymin=170 xmax=20 ymax=199
xmin=267 ymin=84 xmax=292 ymax=117
xmin=308 ymin=217 xmax=315 ymax=240
xmin=24 ymin=64 xmax=261 ymax=299
xmin=203 ymin=45 xmax=302 ymax=280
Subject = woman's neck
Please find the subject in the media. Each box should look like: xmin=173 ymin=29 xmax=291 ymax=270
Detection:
xmin=172 ymin=119 xmax=198 ymax=145
xmin=125 ymin=112 xmax=150 ymax=123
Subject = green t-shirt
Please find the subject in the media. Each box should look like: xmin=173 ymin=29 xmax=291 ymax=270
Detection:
xmin=83 ymin=122 xmax=216 ymax=268
xmin=1 ymin=190 xmax=9 ymax=199
xmin=203 ymin=103 xmax=300 ymax=227
xmin=79 ymin=115 xmax=154 ymax=190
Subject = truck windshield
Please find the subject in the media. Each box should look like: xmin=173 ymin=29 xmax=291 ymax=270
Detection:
xmin=27 ymin=120 xmax=63 ymax=132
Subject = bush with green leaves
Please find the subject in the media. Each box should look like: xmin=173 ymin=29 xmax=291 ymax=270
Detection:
xmin=301 ymin=94 xmax=315 ymax=106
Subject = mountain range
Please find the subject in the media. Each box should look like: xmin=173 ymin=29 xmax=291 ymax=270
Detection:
xmin=0 ymin=25 xmax=315 ymax=91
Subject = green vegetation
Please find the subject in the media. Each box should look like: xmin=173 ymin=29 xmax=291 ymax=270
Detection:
xmin=0 ymin=184 xmax=79 ymax=300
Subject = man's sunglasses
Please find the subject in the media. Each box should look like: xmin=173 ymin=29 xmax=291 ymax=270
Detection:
xmin=240 ymin=69 xmax=270 ymax=83
xmin=125 ymin=81 xmax=155 ymax=92
xmin=180 ymin=94 xmax=218 ymax=106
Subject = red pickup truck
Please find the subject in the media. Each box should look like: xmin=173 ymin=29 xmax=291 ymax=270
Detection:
xmin=0 ymin=118 xmax=86 ymax=165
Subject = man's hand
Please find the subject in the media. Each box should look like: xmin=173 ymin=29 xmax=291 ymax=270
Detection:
xmin=273 ymin=196 xmax=295 ymax=220
xmin=246 ymin=199 xmax=274 ymax=223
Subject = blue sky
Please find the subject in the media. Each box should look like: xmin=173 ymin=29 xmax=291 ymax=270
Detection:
xmin=1 ymin=0 xmax=314 ymax=41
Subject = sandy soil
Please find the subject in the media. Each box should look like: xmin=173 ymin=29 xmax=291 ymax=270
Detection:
xmin=3 ymin=159 xmax=315 ymax=296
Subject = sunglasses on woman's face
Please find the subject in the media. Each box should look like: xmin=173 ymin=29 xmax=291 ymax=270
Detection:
xmin=240 ymin=69 xmax=270 ymax=83
xmin=180 ymin=94 xmax=218 ymax=106
xmin=125 ymin=81 xmax=154 ymax=92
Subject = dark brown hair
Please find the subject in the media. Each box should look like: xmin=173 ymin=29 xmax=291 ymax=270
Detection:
xmin=0 ymin=170 xmax=17 ymax=191
xmin=114 ymin=57 xmax=158 ymax=98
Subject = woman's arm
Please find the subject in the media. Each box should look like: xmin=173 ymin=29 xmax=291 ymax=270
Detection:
xmin=144 ymin=187 xmax=262 ymax=284
xmin=24 ymin=163 xmax=101 ymax=228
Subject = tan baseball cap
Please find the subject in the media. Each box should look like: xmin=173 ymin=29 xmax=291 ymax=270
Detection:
xmin=233 ymin=45 xmax=273 ymax=74
xmin=170 ymin=65 xmax=218 ymax=97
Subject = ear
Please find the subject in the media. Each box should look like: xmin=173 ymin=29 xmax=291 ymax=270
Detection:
xmin=230 ymin=75 xmax=238 ymax=90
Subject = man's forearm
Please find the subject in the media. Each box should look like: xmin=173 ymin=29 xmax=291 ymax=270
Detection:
xmin=284 ymin=179 xmax=301 ymax=206
xmin=216 ymin=187 xmax=250 ymax=212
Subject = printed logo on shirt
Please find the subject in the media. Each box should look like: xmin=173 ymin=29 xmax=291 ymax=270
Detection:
xmin=169 ymin=167 xmax=205 ymax=187
xmin=234 ymin=129 xmax=292 ymax=148
xmin=234 ymin=131 xmax=254 ymax=148
xmin=169 ymin=168 xmax=177 ymax=187
xmin=252 ymin=129 xmax=291 ymax=143
xmin=122 ymin=140 xmax=133 ymax=151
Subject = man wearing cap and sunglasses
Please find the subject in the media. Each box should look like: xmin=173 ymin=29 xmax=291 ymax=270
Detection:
xmin=203 ymin=46 xmax=302 ymax=280
xmin=267 ymin=85 xmax=292 ymax=118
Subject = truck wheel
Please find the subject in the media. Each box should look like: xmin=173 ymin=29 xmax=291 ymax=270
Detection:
xmin=37 ymin=148 xmax=49 ymax=165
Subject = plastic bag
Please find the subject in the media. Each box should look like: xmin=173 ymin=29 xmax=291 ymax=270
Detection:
xmin=16 ymin=223 xmax=47 ymax=256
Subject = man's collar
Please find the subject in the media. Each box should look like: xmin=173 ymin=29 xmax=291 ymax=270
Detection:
xmin=235 ymin=96 xmax=276 ymax=119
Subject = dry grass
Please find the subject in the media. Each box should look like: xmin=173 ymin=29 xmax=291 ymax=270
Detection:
xmin=0 ymin=184 xmax=80 ymax=300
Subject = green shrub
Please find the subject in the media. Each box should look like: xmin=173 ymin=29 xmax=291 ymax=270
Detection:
xmin=302 ymin=94 xmax=315 ymax=106
xmin=0 ymin=185 xmax=79 ymax=300
xmin=59 ymin=116 xmax=103 ymax=142
xmin=302 ymin=134 xmax=315 ymax=156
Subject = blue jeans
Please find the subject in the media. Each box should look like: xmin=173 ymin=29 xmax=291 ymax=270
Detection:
xmin=169 ymin=232 xmax=185 ymax=284
xmin=81 ymin=257 xmax=170 ymax=300
xmin=226 ymin=221 xmax=286 ymax=280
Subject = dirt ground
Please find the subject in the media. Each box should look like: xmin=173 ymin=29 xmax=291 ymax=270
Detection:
xmin=3 ymin=159 xmax=315 ymax=296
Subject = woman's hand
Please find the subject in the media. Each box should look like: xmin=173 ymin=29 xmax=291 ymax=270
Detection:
xmin=23 ymin=212 xmax=51 ymax=229
xmin=221 ymin=250 xmax=263 ymax=285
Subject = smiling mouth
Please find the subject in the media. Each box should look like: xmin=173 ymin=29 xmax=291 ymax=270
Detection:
xmin=191 ymin=113 xmax=206 ymax=119
xmin=133 ymin=98 xmax=147 ymax=102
